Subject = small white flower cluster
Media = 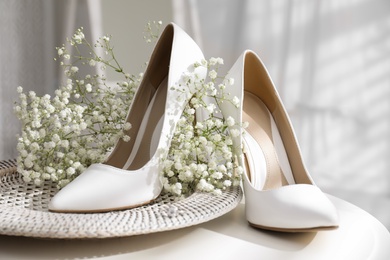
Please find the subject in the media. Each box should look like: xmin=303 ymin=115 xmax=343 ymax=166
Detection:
xmin=14 ymin=28 xmax=140 ymax=188
xmin=143 ymin=21 xmax=163 ymax=43
xmin=162 ymin=58 xmax=246 ymax=197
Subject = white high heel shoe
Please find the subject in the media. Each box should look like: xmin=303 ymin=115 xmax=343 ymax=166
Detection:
xmin=49 ymin=23 xmax=206 ymax=213
xmin=221 ymin=50 xmax=339 ymax=232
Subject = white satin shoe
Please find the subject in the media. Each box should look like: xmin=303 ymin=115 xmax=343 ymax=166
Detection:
xmin=221 ymin=50 xmax=339 ymax=232
xmin=49 ymin=23 xmax=206 ymax=213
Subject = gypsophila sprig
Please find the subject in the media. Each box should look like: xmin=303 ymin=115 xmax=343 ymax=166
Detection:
xmin=14 ymin=27 xmax=142 ymax=188
xmin=162 ymin=58 xmax=246 ymax=197
xmin=143 ymin=20 xmax=163 ymax=43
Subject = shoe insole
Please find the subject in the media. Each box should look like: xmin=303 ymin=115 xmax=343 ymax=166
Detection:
xmin=124 ymin=76 xmax=168 ymax=170
xmin=242 ymin=90 xmax=295 ymax=190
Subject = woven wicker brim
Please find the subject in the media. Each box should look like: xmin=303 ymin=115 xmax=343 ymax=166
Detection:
xmin=0 ymin=160 xmax=242 ymax=239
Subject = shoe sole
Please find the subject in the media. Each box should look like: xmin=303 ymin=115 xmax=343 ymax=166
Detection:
xmin=248 ymin=221 xmax=339 ymax=232
xmin=48 ymin=197 xmax=158 ymax=214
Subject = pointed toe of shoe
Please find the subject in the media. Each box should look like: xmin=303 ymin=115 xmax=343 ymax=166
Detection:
xmin=48 ymin=164 xmax=163 ymax=213
xmin=285 ymin=188 xmax=339 ymax=230
xmin=48 ymin=164 xmax=114 ymax=212
xmin=245 ymin=184 xmax=339 ymax=231
xmin=48 ymin=188 xmax=80 ymax=213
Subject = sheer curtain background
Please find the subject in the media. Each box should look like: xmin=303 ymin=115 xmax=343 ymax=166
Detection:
xmin=173 ymin=0 xmax=390 ymax=229
xmin=0 ymin=0 xmax=102 ymax=160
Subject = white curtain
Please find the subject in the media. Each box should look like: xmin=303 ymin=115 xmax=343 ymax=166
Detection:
xmin=173 ymin=0 xmax=390 ymax=226
xmin=0 ymin=0 xmax=102 ymax=160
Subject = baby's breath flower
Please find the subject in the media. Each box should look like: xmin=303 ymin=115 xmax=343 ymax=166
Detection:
xmin=186 ymin=108 xmax=195 ymax=115
xmin=162 ymin=58 xmax=243 ymax=197
xmin=85 ymin=83 xmax=92 ymax=92
xmin=143 ymin=21 xmax=162 ymax=44
xmin=206 ymin=103 xmax=216 ymax=113
xmin=230 ymin=129 xmax=240 ymax=138
xmin=89 ymin=59 xmax=96 ymax=66
xmin=208 ymin=70 xmax=217 ymax=80
xmin=72 ymin=29 xmax=85 ymax=44
xmin=209 ymin=57 xmax=224 ymax=66
xmin=66 ymin=167 xmax=76 ymax=176
xmin=232 ymin=96 xmax=240 ymax=107
xmin=223 ymin=179 xmax=232 ymax=187
xmin=123 ymin=122 xmax=132 ymax=131
xmin=212 ymin=134 xmax=222 ymax=142
xmin=14 ymin=27 xmax=141 ymax=188
xmin=226 ymin=116 xmax=235 ymax=127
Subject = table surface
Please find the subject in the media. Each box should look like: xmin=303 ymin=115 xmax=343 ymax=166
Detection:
xmin=0 ymin=195 xmax=389 ymax=260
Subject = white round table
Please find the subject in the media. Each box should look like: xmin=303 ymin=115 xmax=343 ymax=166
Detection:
xmin=0 ymin=195 xmax=389 ymax=259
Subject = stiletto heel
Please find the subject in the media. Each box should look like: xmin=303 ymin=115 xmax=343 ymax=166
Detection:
xmin=49 ymin=23 xmax=206 ymax=213
xmin=221 ymin=50 xmax=339 ymax=232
